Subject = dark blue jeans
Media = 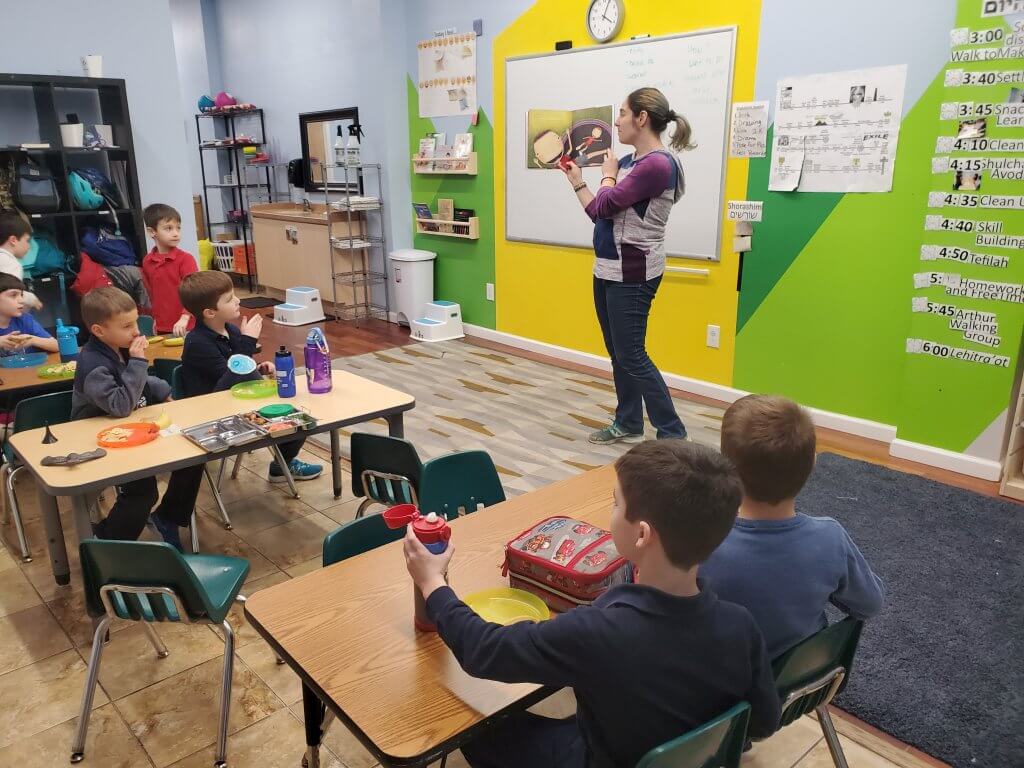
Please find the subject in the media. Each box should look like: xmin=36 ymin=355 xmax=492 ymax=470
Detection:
xmin=461 ymin=712 xmax=585 ymax=768
xmin=593 ymin=276 xmax=686 ymax=439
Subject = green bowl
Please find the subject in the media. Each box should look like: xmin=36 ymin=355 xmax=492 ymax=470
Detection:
xmin=258 ymin=403 xmax=296 ymax=418
xmin=230 ymin=380 xmax=277 ymax=399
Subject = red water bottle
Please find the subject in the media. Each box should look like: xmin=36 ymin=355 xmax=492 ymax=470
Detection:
xmin=383 ymin=504 xmax=451 ymax=632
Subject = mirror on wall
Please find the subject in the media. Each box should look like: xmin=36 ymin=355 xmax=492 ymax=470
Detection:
xmin=298 ymin=107 xmax=361 ymax=193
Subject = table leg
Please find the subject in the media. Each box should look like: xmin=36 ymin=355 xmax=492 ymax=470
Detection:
xmin=37 ymin=487 xmax=69 ymax=586
xmin=70 ymin=495 xmax=95 ymax=546
xmin=330 ymin=429 xmax=342 ymax=500
xmin=301 ymin=682 xmax=325 ymax=768
xmin=386 ymin=412 xmax=404 ymax=439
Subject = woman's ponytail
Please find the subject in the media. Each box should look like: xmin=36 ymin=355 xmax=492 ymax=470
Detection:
xmin=627 ymin=88 xmax=696 ymax=152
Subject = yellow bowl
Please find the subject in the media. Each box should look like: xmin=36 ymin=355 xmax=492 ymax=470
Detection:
xmin=463 ymin=587 xmax=550 ymax=625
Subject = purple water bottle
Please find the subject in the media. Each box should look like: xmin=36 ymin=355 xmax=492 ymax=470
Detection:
xmin=303 ymin=327 xmax=333 ymax=394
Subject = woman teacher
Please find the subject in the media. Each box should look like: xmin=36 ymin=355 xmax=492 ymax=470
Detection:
xmin=564 ymin=87 xmax=693 ymax=444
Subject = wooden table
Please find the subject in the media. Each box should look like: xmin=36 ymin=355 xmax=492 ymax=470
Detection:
xmin=245 ymin=465 xmax=616 ymax=768
xmin=0 ymin=343 xmax=183 ymax=396
xmin=9 ymin=370 xmax=414 ymax=585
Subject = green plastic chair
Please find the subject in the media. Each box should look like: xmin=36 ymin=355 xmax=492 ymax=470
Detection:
xmin=350 ymin=432 xmax=423 ymax=519
xmin=418 ymin=450 xmax=506 ymax=520
xmin=1 ymin=390 xmax=74 ymax=561
xmin=136 ymin=314 xmax=155 ymax=337
xmin=151 ymin=358 xmax=180 ymax=392
xmin=72 ymin=539 xmax=249 ymax=767
xmin=635 ymin=702 xmax=751 ymax=768
xmin=170 ymin=364 xmax=185 ymax=400
xmin=322 ymin=512 xmax=406 ymax=567
xmin=772 ymin=618 xmax=864 ymax=768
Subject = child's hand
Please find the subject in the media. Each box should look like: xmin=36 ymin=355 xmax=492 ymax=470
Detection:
xmin=128 ymin=335 xmax=149 ymax=359
xmin=403 ymin=526 xmax=453 ymax=598
xmin=0 ymin=335 xmax=21 ymax=351
xmin=172 ymin=314 xmax=190 ymax=337
xmin=240 ymin=313 xmax=263 ymax=340
xmin=257 ymin=361 xmax=276 ymax=376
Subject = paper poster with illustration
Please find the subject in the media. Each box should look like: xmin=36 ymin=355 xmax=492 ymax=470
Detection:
xmin=527 ymin=106 xmax=614 ymax=170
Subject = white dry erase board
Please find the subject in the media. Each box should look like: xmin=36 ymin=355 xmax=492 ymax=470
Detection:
xmin=505 ymin=28 xmax=736 ymax=261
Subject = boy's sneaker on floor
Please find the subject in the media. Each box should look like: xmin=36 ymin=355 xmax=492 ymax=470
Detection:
xmin=588 ymin=421 xmax=644 ymax=445
xmin=151 ymin=512 xmax=184 ymax=552
xmin=269 ymin=458 xmax=323 ymax=482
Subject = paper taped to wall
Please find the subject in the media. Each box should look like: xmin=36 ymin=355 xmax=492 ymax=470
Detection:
xmin=727 ymin=200 xmax=763 ymax=221
xmin=729 ymin=101 xmax=769 ymax=158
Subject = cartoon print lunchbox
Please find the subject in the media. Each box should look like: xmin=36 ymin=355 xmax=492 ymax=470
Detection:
xmin=503 ymin=516 xmax=631 ymax=613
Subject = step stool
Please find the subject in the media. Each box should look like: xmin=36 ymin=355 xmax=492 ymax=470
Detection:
xmin=411 ymin=300 xmax=464 ymax=342
xmin=273 ymin=286 xmax=326 ymax=326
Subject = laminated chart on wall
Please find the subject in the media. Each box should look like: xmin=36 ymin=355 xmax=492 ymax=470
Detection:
xmin=769 ymin=65 xmax=908 ymax=192
xmin=417 ymin=34 xmax=477 ymax=118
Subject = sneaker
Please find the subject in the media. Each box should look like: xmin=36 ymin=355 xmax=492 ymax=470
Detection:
xmin=588 ymin=422 xmax=644 ymax=445
xmin=151 ymin=512 xmax=183 ymax=552
xmin=269 ymin=458 xmax=323 ymax=482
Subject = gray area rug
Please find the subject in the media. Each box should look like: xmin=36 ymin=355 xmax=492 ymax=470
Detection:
xmin=803 ymin=453 xmax=1023 ymax=768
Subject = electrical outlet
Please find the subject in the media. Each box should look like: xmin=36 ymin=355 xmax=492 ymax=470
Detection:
xmin=706 ymin=324 xmax=720 ymax=349
xmin=486 ymin=283 xmax=495 ymax=301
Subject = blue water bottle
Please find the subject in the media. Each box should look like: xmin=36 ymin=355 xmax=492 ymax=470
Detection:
xmin=55 ymin=319 xmax=80 ymax=363
xmin=274 ymin=346 xmax=296 ymax=397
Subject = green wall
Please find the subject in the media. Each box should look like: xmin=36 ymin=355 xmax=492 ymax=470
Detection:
xmin=407 ymin=78 xmax=496 ymax=329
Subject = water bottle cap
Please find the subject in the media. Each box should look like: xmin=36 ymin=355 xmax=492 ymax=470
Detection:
xmin=412 ymin=512 xmax=450 ymax=544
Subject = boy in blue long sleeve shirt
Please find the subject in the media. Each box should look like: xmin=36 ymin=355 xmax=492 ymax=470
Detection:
xmin=701 ymin=395 xmax=885 ymax=660
xmin=404 ymin=441 xmax=780 ymax=768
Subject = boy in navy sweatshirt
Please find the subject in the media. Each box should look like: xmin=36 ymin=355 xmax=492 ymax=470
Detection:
xmin=404 ymin=440 xmax=780 ymax=768
xmin=72 ymin=287 xmax=174 ymax=540
xmin=701 ymin=395 xmax=885 ymax=659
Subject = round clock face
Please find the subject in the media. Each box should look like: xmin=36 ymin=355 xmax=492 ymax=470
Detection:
xmin=587 ymin=0 xmax=623 ymax=43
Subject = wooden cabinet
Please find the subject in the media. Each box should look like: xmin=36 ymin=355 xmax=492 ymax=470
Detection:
xmin=251 ymin=207 xmax=369 ymax=311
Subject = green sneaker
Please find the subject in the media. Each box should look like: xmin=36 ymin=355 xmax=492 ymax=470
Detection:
xmin=588 ymin=422 xmax=644 ymax=445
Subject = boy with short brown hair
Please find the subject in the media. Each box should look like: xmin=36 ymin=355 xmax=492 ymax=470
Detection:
xmin=141 ymin=203 xmax=197 ymax=337
xmin=404 ymin=440 xmax=780 ymax=768
xmin=0 ymin=211 xmax=42 ymax=310
xmin=702 ymin=395 xmax=885 ymax=659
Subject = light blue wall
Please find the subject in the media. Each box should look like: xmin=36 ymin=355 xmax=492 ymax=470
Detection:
xmin=205 ymin=0 xmax=412 ymax=256
xmin=170 ymin=0 xmax=212 ymax=196
xmin=755 ymin=0 xmax=957 ymax=121
xmin=0 ymin=0 xmax=199 ymax=260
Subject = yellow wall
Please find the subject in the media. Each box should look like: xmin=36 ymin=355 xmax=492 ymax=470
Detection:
xmin=493 ymin=0 xmax=762 ymax=385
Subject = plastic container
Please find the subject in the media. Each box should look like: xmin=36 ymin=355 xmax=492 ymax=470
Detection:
xmin=303 ymin=327 xmax=332 ymax=394
xmin=55 ymin=319 xmax=80 ymax=363
xmin=382 ymin=504 xmax=451 ymax=632
xmin=389 ymin=249 xmax=436 ymax=327
xmin=345 ymin=124 xmax=362 ymax=167
xmin=334 ymin=126 xmax=346 ymax=166
xmin=274 ymin=346 xmax=296 ymax=397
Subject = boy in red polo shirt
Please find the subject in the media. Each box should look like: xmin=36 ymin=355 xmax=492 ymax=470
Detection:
xmin=141 ymin=204 xmax=197 ymax=336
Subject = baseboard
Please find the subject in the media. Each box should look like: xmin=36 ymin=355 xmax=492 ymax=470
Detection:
xmin=460 ymin=325 xmax=1017 ymax=479
xmin=889 ymin=439 xmax=1002 ymax=481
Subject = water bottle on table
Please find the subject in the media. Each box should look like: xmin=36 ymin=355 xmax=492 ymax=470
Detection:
xmin=274 ymin=346 xmax=296 ymax=397
xmin=304 ymin=327 xmax=332 ymax=394
xmin=55 ymin=319 xmax=80 ymax=362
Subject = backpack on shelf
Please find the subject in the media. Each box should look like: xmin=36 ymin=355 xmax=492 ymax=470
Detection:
xmin=27 ymin=231 xmax=71 ymax=277
xmin=14 ymin=158 xmax=60 ymax=213
xmin=68 ymin=168 xmax=122 ymax=209
xmin=80 ymin=226 xmax=137 ymax=268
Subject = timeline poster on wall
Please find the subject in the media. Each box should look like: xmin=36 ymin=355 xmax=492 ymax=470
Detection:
xmin=417 ymin=34 xmax=477 ymax=118
xmin=771 ymin=65 xmax=908 ymax=192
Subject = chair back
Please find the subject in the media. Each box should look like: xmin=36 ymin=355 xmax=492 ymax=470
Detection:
xmin=772 ymin=617 xmax=864 ymax=726
xmin=349 ymin=432 xmax=422 ymax=506
xmin=137 ymin=315 xmax=155 ymax=337
xmin=322 ymin=513 xmax=406 ymax=567
xmin=170 ymin=365 xmax=185 ymax=400
xmin=5 ymin=390 xmax=74 ymax=463
xmin=80 ymin=539 xmax=220 ymax=623
xmin=419 ymin=450 xmax=505 ymax=519
xmin=635 ymin=702 xmax=751 ymax=768
xmin=151 ymin=358 xmax=179 ymax=389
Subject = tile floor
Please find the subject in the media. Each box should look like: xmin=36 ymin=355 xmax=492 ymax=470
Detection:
xmin=0 ymin=439 xmax=945 ymax=768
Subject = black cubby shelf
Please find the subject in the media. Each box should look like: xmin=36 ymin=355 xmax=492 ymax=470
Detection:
xmin=0 ymin=72 xmax=146 ymax=260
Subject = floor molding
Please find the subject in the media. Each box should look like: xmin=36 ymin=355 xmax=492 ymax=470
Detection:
xmin=463 ymin=324 xmax=999 ymax=481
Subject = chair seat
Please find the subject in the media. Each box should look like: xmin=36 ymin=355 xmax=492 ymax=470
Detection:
xmin=182 ymin=553 xmax=249 ymax=623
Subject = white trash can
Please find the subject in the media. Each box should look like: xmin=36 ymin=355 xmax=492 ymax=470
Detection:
xmin=389 ymin=249 xmax=436 ymax=326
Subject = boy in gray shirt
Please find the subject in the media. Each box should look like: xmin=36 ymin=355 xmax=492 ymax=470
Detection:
xmin=701 ymin=395 xmax=884 ymax=659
